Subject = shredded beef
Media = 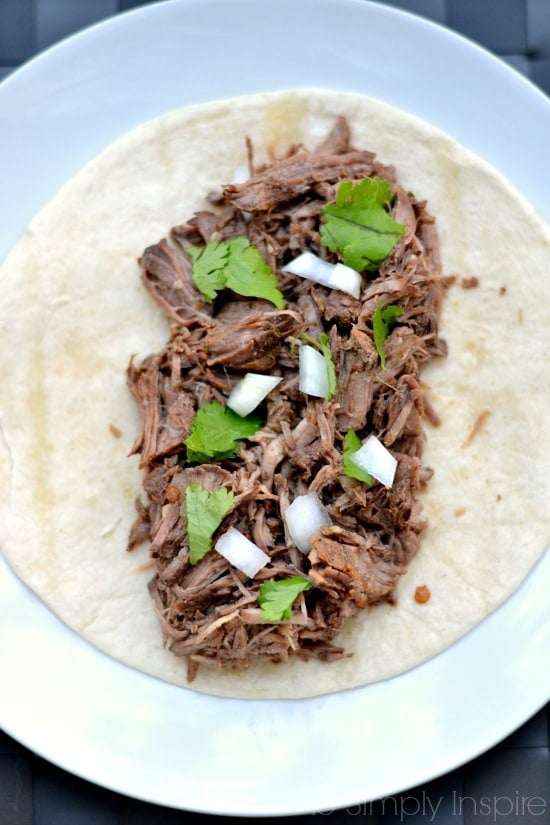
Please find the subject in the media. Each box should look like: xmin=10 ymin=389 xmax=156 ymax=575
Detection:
xmin=308 ymin=526 xmax=401 ymax=607
xmin=127 ymin=118 xmax=447 ymax=679
xmin=140 ymin=240 xmax=210 ymax=325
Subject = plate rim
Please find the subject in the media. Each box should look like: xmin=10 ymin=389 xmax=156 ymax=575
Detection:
xmin=0 ymin=0 xmax=549 ymax=815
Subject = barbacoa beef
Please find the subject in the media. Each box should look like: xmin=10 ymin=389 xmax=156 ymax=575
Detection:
xmin=127 ymin=118 xmax=447 ymax=679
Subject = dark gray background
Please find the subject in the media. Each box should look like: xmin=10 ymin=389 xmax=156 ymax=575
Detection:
xmin=0 ymin=1 xmax=548 ymax=823
xmin=1 ymin=0 xmax=550 ymax=93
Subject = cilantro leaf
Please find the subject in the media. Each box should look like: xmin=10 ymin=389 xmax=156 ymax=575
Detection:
xmin=372 ymin=302 xmax=404 ymax=368
xmin=258 ymin=576 xmax=313 ymax=622
xmin=185 ymin=483 xmax=235 ymax=564
xmin=223 ymin=238 xmax=285 ymax=308
xmin=189 ymin=237 xmax=285 ymax=308
xmin=184 ymin=401 xmax=262 ymax=462
xmin=342 ymin=430 xmax=374 ymax=485
xmin=187 ymin=242 xmax=228 ymax=301
xmin=320 ymin=177 xmax=404 ymax=272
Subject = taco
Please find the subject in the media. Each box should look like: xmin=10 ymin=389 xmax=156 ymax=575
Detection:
xmin=0 ymin=89 xmax=548 ymax=699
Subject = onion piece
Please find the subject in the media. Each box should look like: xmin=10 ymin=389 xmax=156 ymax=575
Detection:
xmin=215 ymin=527 xmax=270 ymax=578
xmin=283 ymin=251 xmax=361 ymax=298
xmin=330 ymin=262 xmax=362 ymax=299
xmin=284 ymin=491 xmax=332 ymax=554
xmin=348 ymin=434 xmax=397 ymax=488
xmin=227 ymin=373 xmax=282 ymax=417
xmin=283 ymin=251 xmax=333 ymax=282
xmin=230 ymin=164 xmax=250 ymax=184
xmin=299 ymin=344 xmax=329 ymax=399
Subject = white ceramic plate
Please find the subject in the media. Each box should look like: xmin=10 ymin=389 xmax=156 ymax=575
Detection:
xmin=0 ymin=0 xmax=548 ymax=815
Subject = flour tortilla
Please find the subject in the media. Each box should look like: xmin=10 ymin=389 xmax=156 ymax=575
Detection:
xmin=0 ymin=89 xmax=548 ymax=699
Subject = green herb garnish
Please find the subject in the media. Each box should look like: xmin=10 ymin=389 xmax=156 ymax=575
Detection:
xmin=184 ymin=401 xmax=262 ymax=463
xmin=372 ymin=302 xmax=404 ymax=368
xmin=258 ymin=576 xmax=313 ymax=622
xmin=342 ymin=430 xmax=374 ymax=485
xmin=185 ymin=483 xmax=235 ymax=564
xmin=188 ymin=237 xmax=285 ymax=308
xmin=320 ymin=177 xmax=404 ymax=272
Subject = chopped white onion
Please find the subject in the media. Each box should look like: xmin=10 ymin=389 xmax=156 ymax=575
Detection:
xmin=230 ymin=164 xmax=250 ymax=184
xmin=215 ymin=527 xmax=270 ymax=578
xmin=330 ymin=262 xmax=362 ymax=299
xmin=227 ymin=373 xmax=282 ymax=417
xmin=283 ymin=251 xmax=361 ymax=299
xmin=284 ymin=491 xmax=332 ymax=554
xmin=348 ymin=435 xmax=397 ymax=488
xmin=283 ymin=251 xmax=333 ymax=282
xmin=299 ymin=344 xmax=329 ymax=399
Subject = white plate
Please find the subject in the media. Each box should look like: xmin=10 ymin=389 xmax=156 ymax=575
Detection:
xmin=0 ymin=0 xmax=548 ymax=815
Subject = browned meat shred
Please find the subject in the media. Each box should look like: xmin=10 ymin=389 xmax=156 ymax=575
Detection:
xmin=127 ymin=118 xmax=447 ymax=680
